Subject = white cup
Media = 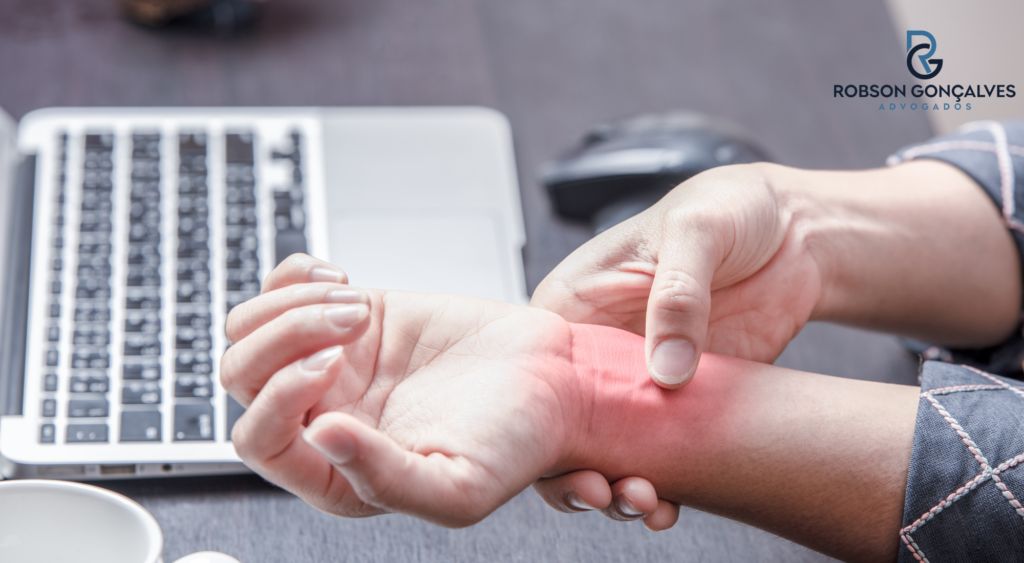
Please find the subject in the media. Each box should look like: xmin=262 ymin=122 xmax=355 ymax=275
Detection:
xmin=0 ymin=479 xmax=240 ymax=563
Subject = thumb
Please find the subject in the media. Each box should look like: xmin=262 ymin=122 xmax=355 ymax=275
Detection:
xmin=645 ymin=239 xmax=716 ymax=388
xmin=302 ymin=412 xmax=495 ymax=527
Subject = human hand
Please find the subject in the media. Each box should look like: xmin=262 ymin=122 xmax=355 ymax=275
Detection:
xmin=532 ymin=159 xmax=1022 ymax=530
xmin=533 ymin=163 xmax=820 ymax=389
xmin=531 ymin=163 xmax=820 ymax=529
xmin=221 ymin=255 xmax=585 ymax=526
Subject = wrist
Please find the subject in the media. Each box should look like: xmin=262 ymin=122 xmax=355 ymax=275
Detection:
xmin=753 ymin=162 xmax=839 ymax=322
xmin=764 ymin=160 xmax=1020 ymax=344
xmin=552 ymin=323 xmax=689 ymax=479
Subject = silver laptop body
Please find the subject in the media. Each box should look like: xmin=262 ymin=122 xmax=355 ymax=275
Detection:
xmin=0 ymin=106 xmax=526 ymax=480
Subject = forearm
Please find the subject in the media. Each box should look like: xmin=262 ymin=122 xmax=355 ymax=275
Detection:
xmin=557 ymin=323 xmax=919 ymax=563
xmin=764 ymin=160 xmax=1021 ymax=347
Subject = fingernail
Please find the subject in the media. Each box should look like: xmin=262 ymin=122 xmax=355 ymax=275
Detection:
xmin=303 ymin=423 xmax=357 ymax=465
xmin=615 ymin=496 xmax=644 ymax=518
xmin=300 ymin=346 xmax=342 ymax=374
xmin=326 ymin=289 xmax=364 ymax=304
xmin=324 ymin=304 xmax=369 ymax=329
xmin=310 ymin=267 xmax=346 ymax=284
xmin=650 ymin=339 xmax=696 ymax=386
xmin=565 ymin=491 xmax=596 ymax=511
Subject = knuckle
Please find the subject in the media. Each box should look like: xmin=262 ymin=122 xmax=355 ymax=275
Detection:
xmin=219 ymin=348 xmax=255 ymax=404
xmin=650 ymin=270 xmax=709 ymax=314
xmin=218 ymin=347 xmax=237 ymax=392
xmin=362 ymin=462 xmax=407 ymax=508
xmin=662 ymin=204 xmax=712 ymax=231
xmin=230 ymin=417 xmax=256 ymax=461
xmin=223 ymin=300 xmax=250 ymax=343
xmin=281 ymin=252 xmax=312 ymax=271
xmin=263 ymin=253 xmax=313 ymax=291
xmin=279 ymin=305 xmax=317 ymax=334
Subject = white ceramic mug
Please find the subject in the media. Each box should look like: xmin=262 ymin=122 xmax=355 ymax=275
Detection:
xmin=0 ymin=479 xmax=240 ymax=563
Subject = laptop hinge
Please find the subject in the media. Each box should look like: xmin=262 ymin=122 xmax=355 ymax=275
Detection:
xmin=1 ymin=154 xmax=36 ymax=416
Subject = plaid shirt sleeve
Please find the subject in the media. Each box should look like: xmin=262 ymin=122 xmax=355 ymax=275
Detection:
xmin=888 ymin=123 xmax=1024 ymax=562
xmin=888 ymin=121 xmax=1024 ymax=378
xmin=898 ymin=362 xmax=1024 ymax=562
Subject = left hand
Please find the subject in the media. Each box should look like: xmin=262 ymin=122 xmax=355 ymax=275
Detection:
xmin=221 ymin=255 xmax=585 ymax=526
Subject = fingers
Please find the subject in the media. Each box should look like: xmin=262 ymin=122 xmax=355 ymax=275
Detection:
xmin=303 ymin=412 xmax=497 ymax=528
xmin=532 ymin=470 xmax=613 ymax=513
xmin=225 ymin=283 xmax=367 ymax=344
xmin=220 ymin=302 xmax=370 ymax=407
xmin=231 ymin=346 xmax=383 ymax=516
xmin=602 ymin=477 xmax=660 ymax=522
xmin=643 ymin=499 xmax=681 ymax=532
xmin=645 ymin=230 xmax=717 ymax=388
xmin=534 ymin=472 xmax=679 ymax=531
xmin=262 ymin=253 xmax=348 ymax=294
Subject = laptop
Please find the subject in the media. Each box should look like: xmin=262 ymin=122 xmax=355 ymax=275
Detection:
xmin=0 ymin=106 xmax=527 ymax=480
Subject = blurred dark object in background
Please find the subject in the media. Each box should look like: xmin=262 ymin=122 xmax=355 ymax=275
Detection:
xmin=542 ymin=112 xmax=770 ymax=234
xmin=119 ymin=0 xmax=264 ymax=31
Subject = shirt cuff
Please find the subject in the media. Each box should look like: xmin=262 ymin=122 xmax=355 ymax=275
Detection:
xmin=899 ymin=361 xmax=1024 ymax=562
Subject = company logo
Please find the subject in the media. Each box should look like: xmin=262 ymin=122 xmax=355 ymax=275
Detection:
xmin=906 ymin=30 xmax=943 ymax=79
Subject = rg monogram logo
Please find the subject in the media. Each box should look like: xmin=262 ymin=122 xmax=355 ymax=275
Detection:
xmin=907 ymin=30 xmax=943 ymax=80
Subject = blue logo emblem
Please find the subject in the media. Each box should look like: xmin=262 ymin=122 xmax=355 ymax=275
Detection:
xmin=906 ymin=31 xmax=943 ymax=80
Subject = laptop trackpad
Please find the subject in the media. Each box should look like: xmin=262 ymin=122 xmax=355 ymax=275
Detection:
xmin=326 ymin=211 xmax=514 ymax=302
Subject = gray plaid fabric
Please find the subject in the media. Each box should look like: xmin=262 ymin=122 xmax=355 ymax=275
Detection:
xmin=889 ymin=121 xmax=1024 ymax=377
xmin=898 ymin=362 xmax=1024 ymax=562
xmin=889 ymin=123 xmax=1024 ymax=561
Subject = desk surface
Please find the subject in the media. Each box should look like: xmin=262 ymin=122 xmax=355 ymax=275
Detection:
xmin=0 ymin=0 xmax=930 ymax=560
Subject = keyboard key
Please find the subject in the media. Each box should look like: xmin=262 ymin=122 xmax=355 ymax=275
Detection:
xmin=47 ymin=325 xmax=60 ymax=341
xmin=175 ymin=375 xmax=212 ymax=398
xmin=73 ymin=329 xmax=110 ymax=346
xmin=127 ymin=243 xmax=160 ymax=265
xmin=76 ymin=286 xmax=111 ymax=299
xmin=275 ymin=231 xmax=307 ymax=265
xmin=42 ymin=398 xmax=56 ymax=418
xmin=85 ymin=133 xmax=113 ymax=149
xmin=67 ymin=424 xmax=108 ymax=443
xmin=43 ymin=373 xmax=58 ymax=392
xmin=126 ymin=295 xmax=161 ymax=310
xmin=174 ymin=403 xmax=214 ymax=441
xmin=124 ymin=340 xmax=161 ymax=357
xmin=71 ymin=350 xmax=109 ymax=369
xmin=68 ymin=399 xmax=109 ymax=418
xmin=129 ymin=223 xmax=160 ymax=243
xmin=45 ymin=349 xmax=59 ymax=366
xmin=124 ymin=362 xmax=161 ymax=380
xmin=122 ymin=381 xmax=161 ymax=404
xmin=175 ymin=351 xmax=212 ymax=374
xmin=120 ymin=410 xmax=161 ymax=442
xmin=40 ymin=423 xmax=56 ymax=444
xmin=125 ymin=316 xmax=161 ymax=333
xmin=226 ymin=133 xmax=254 ymax=165
xmin=70 ymin=375 xmax=109 ymax=394
xmin=177 ymin=312 xmax=211 ymax=329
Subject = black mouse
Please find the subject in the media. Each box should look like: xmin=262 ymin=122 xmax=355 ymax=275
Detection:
xmin=542 ymin=112 xmax=770 ymax=233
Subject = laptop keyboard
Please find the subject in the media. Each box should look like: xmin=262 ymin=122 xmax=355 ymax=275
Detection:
xmin=35 ymin=127 xmax=309 ymax=447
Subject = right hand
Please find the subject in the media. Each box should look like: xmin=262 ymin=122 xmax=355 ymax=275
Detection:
xmin=532 ymin=163 xmax=825 ymax=528
xmin=533 ymin=162 xmax=822 ymax=387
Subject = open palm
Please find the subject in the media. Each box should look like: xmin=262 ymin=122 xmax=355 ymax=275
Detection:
xmin=221 ymin=284 xmax=580 ymax=527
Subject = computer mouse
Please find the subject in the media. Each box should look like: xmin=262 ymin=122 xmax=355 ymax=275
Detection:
xmin=542 ymin=112 xmax=770 ymax=233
